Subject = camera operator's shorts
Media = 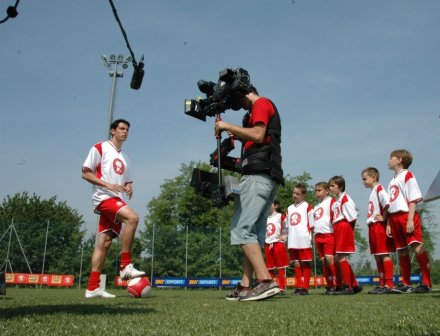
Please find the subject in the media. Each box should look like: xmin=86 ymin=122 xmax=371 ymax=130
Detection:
xmin=231 ymin=173 xmax=279 ymax=247
xmin=95 ymin=197 xmax=128 ymax=238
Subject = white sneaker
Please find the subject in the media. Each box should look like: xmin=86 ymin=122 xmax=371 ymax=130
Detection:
xmin=85 ymin=288 xmax=116 ymax=298
xmin=120 ymin=263 xmax=145 ymax=280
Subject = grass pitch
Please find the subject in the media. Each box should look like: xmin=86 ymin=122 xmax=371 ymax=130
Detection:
xmin=1 ymin=286 xmax=440 ymax=336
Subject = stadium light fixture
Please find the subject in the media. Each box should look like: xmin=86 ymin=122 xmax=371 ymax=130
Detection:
xmin=101 ymin=54 xmax=132 ymax=139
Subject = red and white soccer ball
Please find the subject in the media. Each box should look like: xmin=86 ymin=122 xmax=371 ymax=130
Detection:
xmin=127 ymin=277 xmax=152 ymax=298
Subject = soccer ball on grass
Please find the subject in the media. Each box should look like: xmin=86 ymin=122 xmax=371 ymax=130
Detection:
xmin=127 ymin=277 xmax=152 ymax=298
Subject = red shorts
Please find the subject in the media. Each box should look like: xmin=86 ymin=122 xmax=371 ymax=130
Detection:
xmin=333 ymin=220 xmax=355 ymax=254
xmin=314 ymin=233 xmax=335 ymax=259
xmin=388 ymin=211 xmax=423 ymax=250
xmin=96 ymin=197 xmax=127 ymax=237
xmin=289 ymin=248 xmax=313 ymax=262
xmin=264 ymin=242 xmax=289 ymax=270
xmin=368 ymin=222 xmax=395 ymax=255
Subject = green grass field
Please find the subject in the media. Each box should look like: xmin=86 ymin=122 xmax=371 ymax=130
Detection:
xmin=1 ymin=286 xmax=440 ymax=336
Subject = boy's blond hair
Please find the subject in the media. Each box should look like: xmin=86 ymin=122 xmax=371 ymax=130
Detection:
xmin=390 ymin=149 xmax=413 ymax=169
xmin=361 ymin=167 xmax=380 ymax=181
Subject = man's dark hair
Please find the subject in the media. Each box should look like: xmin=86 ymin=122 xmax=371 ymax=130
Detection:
xmin=110 ymin=118 xmax=130 ymax=130
xmin=250 ymin=85 xmax=259 ymax=95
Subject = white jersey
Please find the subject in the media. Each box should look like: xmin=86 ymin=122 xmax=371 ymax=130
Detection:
xmin=265 ymin=212 xmax=286 ymax=244
xmin=313 ymin=196 xmax=335 ymax=234
xmin=366 ymin=184 xmax=389 ymax=225
xmin=388 ymin=169 xmax=422 ymax=213
xmin=286 ymin=201 xmax=313 ymax=249
xmin=83 ymin=140 xmax=132 ymax=207
xmin=332 ymin=192 xmax=358 ymax=224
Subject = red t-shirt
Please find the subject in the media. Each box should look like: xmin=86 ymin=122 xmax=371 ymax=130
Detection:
xmin=243 ymin=97 xmax=275 ymax=152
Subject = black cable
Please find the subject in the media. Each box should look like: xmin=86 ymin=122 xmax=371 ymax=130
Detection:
xmin=107 ymin=0 xmax=138 ymax=68
xmin=107 ymin=0 xmax=145 ymax=90
xmin=0 ymin=0 xmax=20 ymax=24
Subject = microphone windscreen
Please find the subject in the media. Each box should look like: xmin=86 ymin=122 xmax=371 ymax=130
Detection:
xmin=130 ymin=66 xmax=144 ymax=90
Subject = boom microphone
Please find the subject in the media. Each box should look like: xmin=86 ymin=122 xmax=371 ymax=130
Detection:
xmin=130 ymin=56 xmax=145 ymax=90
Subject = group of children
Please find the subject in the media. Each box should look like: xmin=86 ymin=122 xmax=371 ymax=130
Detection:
xmin=264 ymin=149 xmax=432 ymax=295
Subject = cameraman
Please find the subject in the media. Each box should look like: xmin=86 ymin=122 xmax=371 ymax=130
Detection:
xmin=215 ymin=86 xmax=284 ymax=302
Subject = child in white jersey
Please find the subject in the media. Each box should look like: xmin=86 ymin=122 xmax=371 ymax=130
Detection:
xmin=361 ymin=167 xmax=400 ymax=294
xmin=387 ymin=149 xmax=432 ymax=293
xmin=313 ymin=182 xmax=337 ymax=294
xmin=286 ymin=183 xmax=314 ymax=295
xmin=328 ymin=176 xmax=362 ymax=295
xmin=264 ymin=200 xmax=289 ymax=293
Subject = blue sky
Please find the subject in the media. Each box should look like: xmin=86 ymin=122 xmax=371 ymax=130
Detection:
xmin=1 ymin=1 xmax=439 ymax=255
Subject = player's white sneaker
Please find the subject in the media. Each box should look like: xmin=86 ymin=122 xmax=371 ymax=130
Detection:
xmin=120 ymin=263 xmax=146 ymax=281
xmin=85 ymin=288 xmax=116 ymax=298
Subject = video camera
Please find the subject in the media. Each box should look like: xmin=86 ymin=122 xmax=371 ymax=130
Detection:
xmin=184 ymin=68 xmax=251 ymax=207
xmin=184 ymin=67 xmax=252 ymax=122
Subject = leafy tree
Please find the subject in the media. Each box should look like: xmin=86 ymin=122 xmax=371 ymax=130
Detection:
xmin=430 ymin=260 xmax=440 ymax=285
xmin=0 ymin=192 xmax=84 ymax=275
xmin=140 ymin=162 xmax=246 ymax=278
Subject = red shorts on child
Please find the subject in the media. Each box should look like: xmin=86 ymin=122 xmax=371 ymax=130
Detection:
xmin=264 ymin=242 xmax=289 ymax=270
xmin=289 ymin=248 xmax=313 ymax=262
xmin=333 ymin=220 xmax=355 ymax=254
xmin=388 ymin=211 xmax=423 ymax=250
xmin=95 ymin=197 xmax=127 ymax=237
xmin=368 ymin=221 xmax=395 ymax=255
xmin=314 ymin=233 xmax=335 ymax=259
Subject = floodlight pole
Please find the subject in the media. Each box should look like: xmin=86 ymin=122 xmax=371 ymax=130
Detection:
xmin=185 ymin=225 xmax=189 ymax=290
xmin=78 ymin=226 xmax=85 ymax=289
xmin=107 ymin=65 xmax=119 ymax=139
xmin=101 ymin=54 xmax=132 ymax=139
xmin=41 ymin=220 xmax=50 ymax=275
xmin=150 ymin=221 xmax=155 ymax=283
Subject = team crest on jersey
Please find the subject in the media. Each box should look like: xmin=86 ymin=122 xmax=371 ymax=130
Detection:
xmin=290 ymin=213 xmax=301 ymax=226
xmin=113 ymin=158 xmax=125 ymax=175
xmin=367 ymin=201 xmax=374 ymax=218
xmin=266 ymin=223 xmax=276 ymax=236
xmin=389 ymin=185 xmax=399 ymax=202
xmin=314 ymin=208 xmax=323 ymax=220
xmin=333 ymin=206 xmax=340 ymax=219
